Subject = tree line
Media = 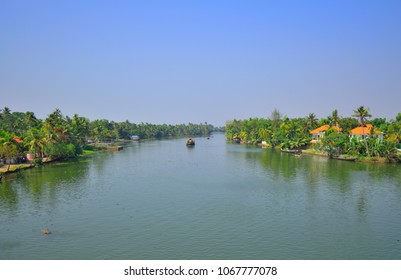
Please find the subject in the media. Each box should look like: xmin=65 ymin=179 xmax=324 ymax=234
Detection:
xmin=0 ymin=107 xmax=222 ymax=166
xmin=225 ymin=107 xmax=401 ymax=162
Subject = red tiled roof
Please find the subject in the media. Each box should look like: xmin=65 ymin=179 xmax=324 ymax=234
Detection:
xmin=350 ymin=124 xmax=383 ymax=135
xmin=13 ymin=136 xmax=24 ymax=143
xmin=310 ymin=125 xmax=342 ymax=134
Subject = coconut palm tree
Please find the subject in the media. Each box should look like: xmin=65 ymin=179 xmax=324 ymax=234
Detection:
xmin=1 ymin=107 xmax=11 ymax=116
xmin=329 ymin=109 xmax=341 ymax=127
xmin=24 ymin=111 xmax=38 ymax=129
xmin=25 ymin=128 xmax=46 ymax=158
xmin=352 ymin=106 xmax=372 ymax=126
xmin=258 ymin=127 xmax=271 ymax=141
xmin=306 ymin=113 xmax=318 ymax=130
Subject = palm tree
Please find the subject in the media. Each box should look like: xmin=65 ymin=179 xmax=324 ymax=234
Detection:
xmin=71 ymin=114 xmax=90 ymax=145
xmin=258 ymin=127 xmax=271 ymax=140
xmin=2 ymin=107 xmax=11 ymax=116
xmin=25 ymin=128 xmax=46 ymax=158
xmin=306 ymin=113 xmax=318 ymax=130
xmin=329 ymin=109 xmax=341 ymax=127
xmin=352 ymin=106 xmax=372 ymax=126
xmin=270 ymin=108 xmax=282 ymax=129
xmin=24 ymin=111 xmax=37 ymax=129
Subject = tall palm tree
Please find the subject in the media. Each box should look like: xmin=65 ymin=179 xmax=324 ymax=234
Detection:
xmin=352 ymin=106 xmax=372 ymax=126
xmin=306 ymin=113 xmax=318 ymax=130
xmin=24 ymin=111 xmax=37 ymax=129
xmin=2 ymin=107 xmax=11 ymax=115
xmin=25 ymin=128 xmax=46 ymax=158
xmin=329 ymin=109 xmax=341 ymax=127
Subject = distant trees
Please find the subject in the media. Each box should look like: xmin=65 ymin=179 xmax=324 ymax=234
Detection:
xmin=0 ymin=107 xmax=220 ymax=163
xmin=225 ymin=111 xmax=311 ymax=149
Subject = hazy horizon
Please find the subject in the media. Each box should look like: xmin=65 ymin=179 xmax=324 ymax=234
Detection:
xmin=1 ymin=0 xmax=400 ymax=126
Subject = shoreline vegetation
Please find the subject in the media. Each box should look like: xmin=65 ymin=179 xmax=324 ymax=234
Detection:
xmin=1 ymin=106 xmax=401 ymax=177
xmin=0 ymin=107 xmax=224 ymax=176
xmin=226 ymin=107 xmax=401 ymax=164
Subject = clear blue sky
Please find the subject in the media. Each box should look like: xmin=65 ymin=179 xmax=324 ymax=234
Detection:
xmin=1 ymin=0 xmax=401 ymax=126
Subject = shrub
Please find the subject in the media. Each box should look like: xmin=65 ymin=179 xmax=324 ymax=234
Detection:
xmin=82 ymin=144 xmax=95 ymax=151
xmin=33 ymin=157 xmax=43 ymax=165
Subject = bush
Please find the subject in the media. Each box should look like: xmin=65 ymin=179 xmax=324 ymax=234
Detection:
xmin=74 ymin=145 xmax=83 ymax=155
xmin=82 ymin=144 xmax=95 ymax=151
xmin=45 ymin=143 xmax=78 ymax=159
xmin=33 ymin=157 xmax=43 ymax=165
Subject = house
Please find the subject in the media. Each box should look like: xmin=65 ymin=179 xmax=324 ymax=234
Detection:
xmin=310 ymin=125 xmax=342 ymax=143
xmin=349 ymin=124 xmax=384 ymax=140
xmin=1 ymin=136 xmax=24 ymax=165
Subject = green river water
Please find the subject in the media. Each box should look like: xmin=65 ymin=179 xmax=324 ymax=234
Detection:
xmin=1 ymin=133 xmax=400 ymax=259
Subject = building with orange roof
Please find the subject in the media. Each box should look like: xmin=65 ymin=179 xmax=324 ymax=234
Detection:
xmin=12 ymin=136 xmax=24 ymax=143
xmin=349 ymin=124 xmax=384 ymax=140
xmin=310 ymin=125 xmax=342 ymax=143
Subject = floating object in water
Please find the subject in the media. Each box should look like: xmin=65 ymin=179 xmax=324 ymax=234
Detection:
xmin=41 ymin=228 xmax=51 ymax=235
xmin=186 ymin=138 xmax=195 ymax=146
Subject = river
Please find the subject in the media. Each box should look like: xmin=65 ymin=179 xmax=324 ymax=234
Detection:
xmin=1 ymin=133 xmax=400 ymax=259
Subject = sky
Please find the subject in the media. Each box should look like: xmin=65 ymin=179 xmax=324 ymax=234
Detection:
xmin=1 ymin=0 xmax=401 ymax=126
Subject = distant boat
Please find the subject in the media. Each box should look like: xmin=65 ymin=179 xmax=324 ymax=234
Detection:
xmin=186 ymin=138 xmax=195 ymax=146
xmin=131 ymin=135 xmax=140 ymax=141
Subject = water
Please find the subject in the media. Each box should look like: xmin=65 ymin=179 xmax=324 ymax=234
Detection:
xmin=1 ymin=134 xmax=401 ymax=259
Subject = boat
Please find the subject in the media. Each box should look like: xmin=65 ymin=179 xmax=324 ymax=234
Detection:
xmin=232 ymin=136 xmax=241 ymax=143
xmin=186 ymin=138 xmax=195 ymax=146
xmin=331 ymin=156 xmax=356 ymax=161
xmin=131 ymin=135 xmax=140 ymax=141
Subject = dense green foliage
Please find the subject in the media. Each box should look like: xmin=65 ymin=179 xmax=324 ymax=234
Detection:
xmin=0 ymin=107 xmax=221 ymax=163
xmin=226 ymin=108 xmax=401 ymax=162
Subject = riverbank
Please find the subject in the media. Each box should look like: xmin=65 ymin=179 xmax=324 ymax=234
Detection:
xmin=0 ymin=163 xmax=34 ymax=174
xmin=0 ymin=149 xmax=102 ymax=176
xmin=0 ymin=157 xmax=61 ymax=175
xmin=301 ymin=148 xmax=389 ymax=163
xmin=233 ymin=140 xmax=395 ymax=164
